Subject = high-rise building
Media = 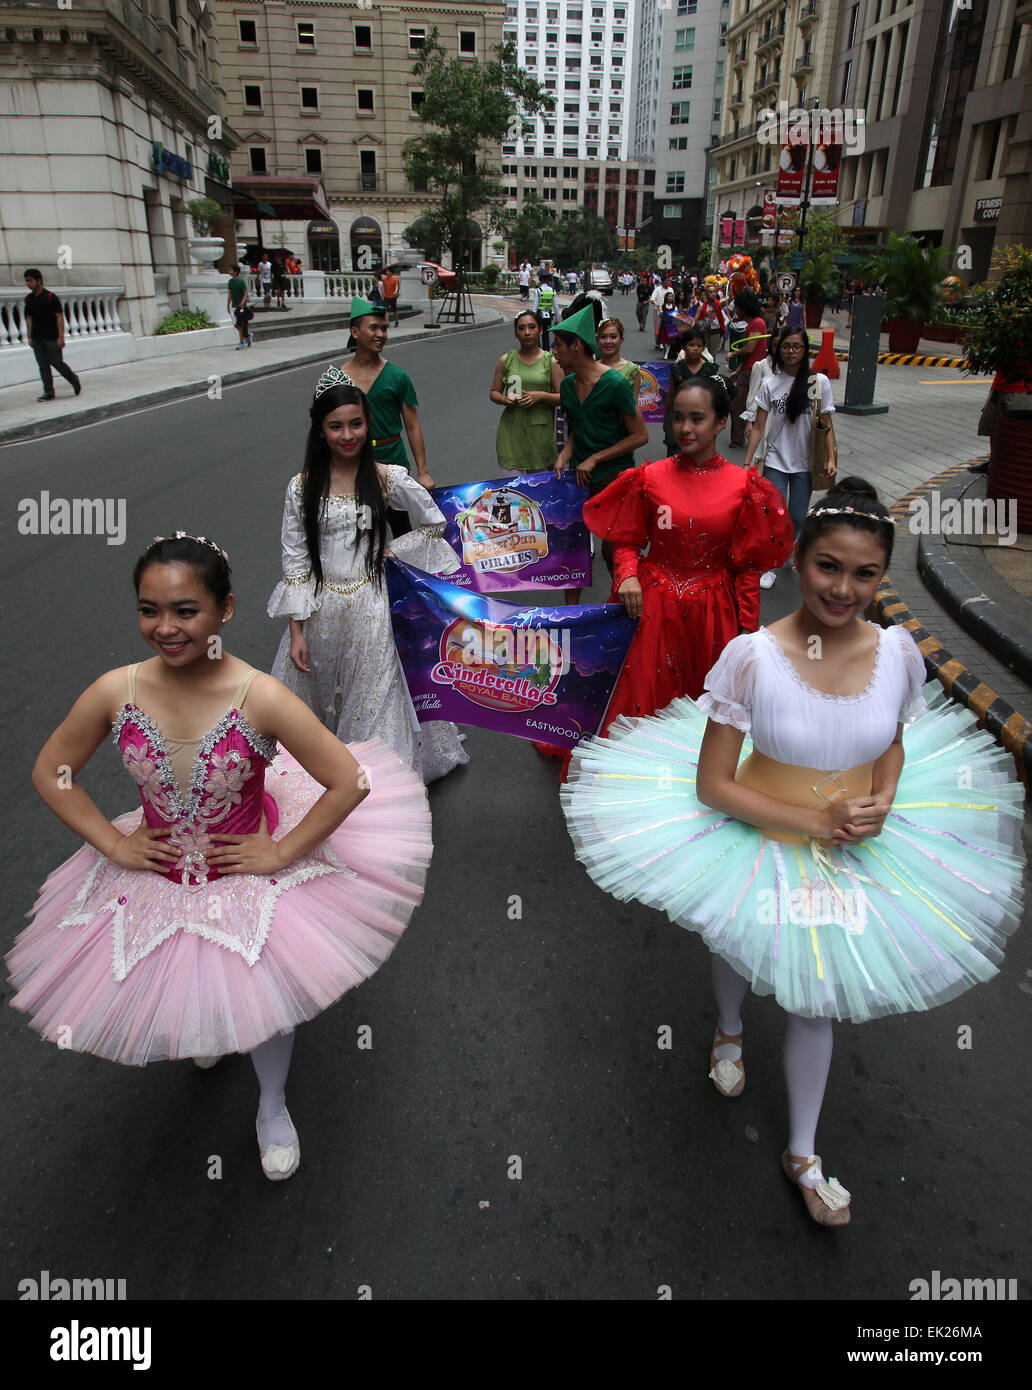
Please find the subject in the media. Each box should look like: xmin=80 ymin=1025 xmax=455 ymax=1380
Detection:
xmin=501 ymin=0 xmax=635 ymax=162
xmin=830 ymin=0 xmax=1032 ymax=278
xmin=218 ymin=1 xmax=504 ymax=272
xmin=630 ymin=0 xmax=730 ymax=261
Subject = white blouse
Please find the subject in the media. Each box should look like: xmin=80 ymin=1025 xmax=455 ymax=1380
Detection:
xmin=697 ymin=623 xmax=928 ymax=771
xmin=267 ymin=465 xmax=460 ymax=621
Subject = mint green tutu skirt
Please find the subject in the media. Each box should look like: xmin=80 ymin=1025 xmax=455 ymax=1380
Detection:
xmin=561 ymin=684 xmax=1024 ymax=1022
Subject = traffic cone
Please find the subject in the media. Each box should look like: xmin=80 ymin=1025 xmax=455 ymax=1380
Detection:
xmin=811 ymin=327 xmax=840 ymax=379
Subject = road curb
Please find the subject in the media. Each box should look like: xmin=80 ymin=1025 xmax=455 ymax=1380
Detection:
xmin=875 ymin=463 xmax=1032 ymax=787
xmin=916 ymin=466 xmax=1032 ymax=688
xmin=0 ymin=310 xmax=505 ymax=446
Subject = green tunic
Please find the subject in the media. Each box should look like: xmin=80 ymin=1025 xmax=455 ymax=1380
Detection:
xmin=560 ymin=367 xmax=639 ymax=497
xmin=496 ymin=349 xmax=558 ymax=473
xmin=612 ymin=359 xmax=640 ymax=388
xmin=365 ymin=360 xmax=418 ymax=469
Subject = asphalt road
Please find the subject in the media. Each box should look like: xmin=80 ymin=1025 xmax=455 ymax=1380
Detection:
xmin=2 ymin=319 xmax=1030 ymax=1310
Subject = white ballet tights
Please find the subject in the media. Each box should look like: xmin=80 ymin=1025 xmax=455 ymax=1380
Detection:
xmin=710 ymin=957 xmax=835 ymax=1189
xmin=250 ymin=1029 xmax=296 ymax=1148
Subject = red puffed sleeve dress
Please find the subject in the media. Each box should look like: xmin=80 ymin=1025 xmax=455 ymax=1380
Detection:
xmin=585 ymin=454 xmax=792 ymax=736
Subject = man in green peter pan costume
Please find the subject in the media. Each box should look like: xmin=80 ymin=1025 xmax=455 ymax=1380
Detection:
xmin=338 ymin=295 xmax=434 ymax=538
xmin=552 ymin=300 xmax=648 ymax=585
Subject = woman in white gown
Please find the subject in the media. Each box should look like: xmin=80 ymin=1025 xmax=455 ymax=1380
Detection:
xmin=269 ymin=368 xmax=468 ymax=783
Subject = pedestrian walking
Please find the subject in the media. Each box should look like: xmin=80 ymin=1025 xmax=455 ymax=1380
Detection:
xmin=272 ymin=257 xmax=289 ymax=309
xmin=518 ymin=260 xmax=532 ymax=301
xmin=269 ymin=370 xmax=469 ymax=783
xmin=727 ymin=291 xmax=771 ymax=448
xmin=786 ymin=285 xmax=806 ymax=328
xmin=490 ymin=310 xmax=564 ymax=474
xmin=257 ymin=253 xmax=273 ymax=309
xmin=744 ymin=325 xmax=837 ymax=589
xmin=338 ymin=296 xmax=433 ymax=538
xmin=563 ymin=476 xmax=1023 ymax=1228
xmin=23 ymin=269 xmax=81 ymax=402
xmin=634 ymin=274 xmax=652 ymax=332
xmin=381 ymin=267 xmax=401 ymax=326
xmin=226 ymin=264 xmax=252 ymax=348
xmin=6 ymin=533 xmax=432 ymax=1182
xmin=649 ymin=278 xmax=668 ymax=347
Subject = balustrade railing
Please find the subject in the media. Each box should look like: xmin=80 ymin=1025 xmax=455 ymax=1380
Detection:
xmin=0 ymin=287 xmax=125 ymax=349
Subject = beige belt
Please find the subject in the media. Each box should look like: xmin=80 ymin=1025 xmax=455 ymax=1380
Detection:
xmin=735 ymin=750 xmax=874 ymax=845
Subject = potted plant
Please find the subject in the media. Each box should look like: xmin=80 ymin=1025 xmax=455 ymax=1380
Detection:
xmin=797 ymin=251 xmax=840 ymax=328
xmin=861 ymin=232 xmax=953 ymax=353
xmin=184 ymin=196 xmax=225 ymax=269
xmin=960 ymin=246 xmax=1032 ymax=531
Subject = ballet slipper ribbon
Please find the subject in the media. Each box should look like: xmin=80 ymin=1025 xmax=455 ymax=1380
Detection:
xmin=815 ymin=1176 xmax=852 ymax=1211
xmin=709 ymin=1060 xmax=742 ymax=1095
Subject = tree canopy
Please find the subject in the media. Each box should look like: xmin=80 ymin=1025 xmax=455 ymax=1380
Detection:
xmin=402 ymin=33 xmax=553 ymax=267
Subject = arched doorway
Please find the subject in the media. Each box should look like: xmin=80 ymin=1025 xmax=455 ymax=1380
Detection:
xmin=307 ymin=218 xmax=341 ymax=272
xmin=349 ymin=216 xmax=383 ymax=272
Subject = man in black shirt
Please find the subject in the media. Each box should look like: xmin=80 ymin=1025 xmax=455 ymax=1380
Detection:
xmin=24 ymin=268 xmax=81 ymax=402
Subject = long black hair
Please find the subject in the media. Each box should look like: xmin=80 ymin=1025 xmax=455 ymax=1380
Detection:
xmin=133 ymin=535 xmax=232 ymax=603
xmin=772 ymin=325 xmax=814 ymax=423
xmin=301 ymin=382 xmax=387 ymax=591
xmin=797 ymin=476 xmax=895 ymax=568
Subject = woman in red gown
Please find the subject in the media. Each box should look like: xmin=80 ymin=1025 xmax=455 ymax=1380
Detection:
xmin=587 ymin=375 xmax=793 ymax=733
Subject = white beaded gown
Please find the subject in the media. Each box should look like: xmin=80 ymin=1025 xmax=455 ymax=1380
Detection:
xmin=268 ymin=466 xmax=469 ymax=783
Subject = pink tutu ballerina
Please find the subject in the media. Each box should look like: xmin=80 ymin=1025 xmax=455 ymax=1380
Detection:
xmin=7 ymin=533 xmax=432 ymax=1181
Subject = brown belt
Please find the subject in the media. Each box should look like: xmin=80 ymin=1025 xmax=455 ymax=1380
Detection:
xmin=735 ymin=750 xmax=875 ymax=845
xmin=371 ymin=434 xmax=402 ymax=448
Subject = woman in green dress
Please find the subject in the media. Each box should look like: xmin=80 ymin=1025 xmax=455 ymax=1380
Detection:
xmin=596 ymin=316 xmax=642 ymax=402
xmin=339 ymin=295 xmax=431 ymax=537
xmin=489 ymin=311 xmax=564 ymax=473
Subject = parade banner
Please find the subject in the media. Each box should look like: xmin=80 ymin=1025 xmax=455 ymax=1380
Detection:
xmin=636 ymin=360 xmax=670 ymax=423
xmin=430 ymin=471 xmax=591 ymax=593
xmin=386 ymin=560 xmax=637 ymax=749
xmin=775 ymin=136 xmax=807 ymax=205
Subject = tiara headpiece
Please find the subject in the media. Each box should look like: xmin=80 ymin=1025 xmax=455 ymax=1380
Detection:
xmin=808 ymin=506 xmax=896 ymax=527
xmin=148 ymin=532 xmax=230 ymax=560
xmin=314 ymin=366 xmax=357 ymax=399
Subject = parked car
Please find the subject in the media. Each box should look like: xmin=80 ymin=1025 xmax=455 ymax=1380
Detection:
xmin=586 ymin=264 xmax=613 ymax=294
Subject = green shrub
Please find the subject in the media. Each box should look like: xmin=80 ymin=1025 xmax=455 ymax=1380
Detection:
xmin=154 ymin=309 xmax=215 ymax=335
xmin=481 ymin=263 xmax=501 ymax=287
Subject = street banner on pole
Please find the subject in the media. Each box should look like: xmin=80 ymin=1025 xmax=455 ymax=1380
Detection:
xmin=386 ymin=560 xmax=638 ymax=748
xmin=811 ymin=126 xmax=844 ymax=205
xmin=429 ymin=471 xmax=591 ymax=592
xmin=775 ymin=134 xmax=807 ymax=205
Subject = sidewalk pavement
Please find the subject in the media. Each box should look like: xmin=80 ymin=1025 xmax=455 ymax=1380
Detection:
xmin=5 ymin=291 xmax=1029 ymax=780
xmin=0 ymin=300 xmax=505 ymax=446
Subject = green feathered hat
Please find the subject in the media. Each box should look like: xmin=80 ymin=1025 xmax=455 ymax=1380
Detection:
xmin=347 ymin=294 xmax=387 ymax=349
xmin=556 ymin=301 xmax=598 ymax=354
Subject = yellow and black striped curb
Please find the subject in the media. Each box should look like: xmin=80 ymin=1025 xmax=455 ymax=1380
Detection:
xmin=874 ymin=461 xmax=1032 ymax=788
xmin=834 ymin=349 xmax=967 ymax=367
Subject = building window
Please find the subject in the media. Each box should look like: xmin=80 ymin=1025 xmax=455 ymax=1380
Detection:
xmin=666 ymin=173 xmax=685 ymax=193
xmin=238 ymin=18 xmax=257 ymax=46
xmin=297 ymin=21 xmax=315 ymax=48
xmin=563 ymin=145 xmax=577 ymax=156
xmin=459 ymin=30 xmax=476 ymax=54
xmin=675 ymin=28 xmax=695 ymax=51
xmin=410 ymin=90 xmax=425 ymax=113
xmin=663 ymin=204 xmax=681 ymax=218
xmin=542 ymin=187 xmax=557 ymax=200
xmin=305 ymin=147 xmax=322 ymax=174
xmin=563 ymin=165 xmax=578 ymax=178
xmin=523 ymin=164 xmax=538 ymax=176
xmin=249 ymin=146 xmax=267 ymax=173
xmin=669 ymin=136 xmax=688 ymax=150
xmin=357 ymin=88 xmax=374 ymax=113
xmin=673 ymin=65 xmax=692 ymax=89
xmin=543 ymin=165 xmax=557 ymax=178
xmin=409 ymin=27 xmax=426 ymax=51
xmin=563 ymin=187 xmax=578 ymax=200
xmin=354 ymin=24 xmax=372 ymax=51
xmin=677 ymin=1 xmax=697 ymax=13
xmin=300 ymin=86 xmax=319 ymax=110
xmin=670 ymin=101 xmax=691 ymax=124
xmin=243 ymin=83 xmax=262 ymax=109
xmin=713 ymin=98 xmax=722 ymax=120
xmin=612 ymin=55 xmax=622 ymax=67
xmin=360 ymin=150 xmax=376 ymax=190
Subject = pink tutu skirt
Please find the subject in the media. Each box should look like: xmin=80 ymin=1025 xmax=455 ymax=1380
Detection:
xmin=6 ymin=741 xmax=431 ymax=1065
